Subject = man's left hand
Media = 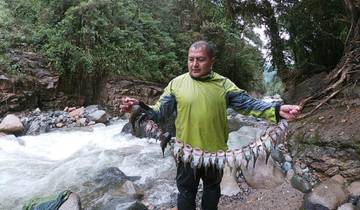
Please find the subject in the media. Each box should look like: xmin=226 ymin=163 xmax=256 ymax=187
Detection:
xmin=279 ymin=105 xmax=301 ymax=120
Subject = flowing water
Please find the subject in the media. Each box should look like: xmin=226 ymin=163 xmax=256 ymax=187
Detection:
xmin=0 ymin=120 xmax=177 ymax=209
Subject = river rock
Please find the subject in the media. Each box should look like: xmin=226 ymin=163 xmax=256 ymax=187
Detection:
xmin=291 ymin=175 xmax=312 ymax=193
xmin=26 ymin=118 xmax=50 ymax=135
xmin=120 ymin=180 xmax=140 ymax=197
xmin=241 ymin=154 xmax=285 ymax=189
xmin=228 ymin=126 xmax=262 ymax=149
xmin=69 ymin=107 xmax=85 ymax=119
xmin=94 ymin=167 xmax=141 ymax=186
xmin=220 ymin=165 xmax=241 ymax=196
xmin=284 ymin=154 xmax=293 ymax=162
xmin=305 ymin=179 xmax=348 ymax=210
xmin=84 ymin=105 xmax=102 ymax=115
xmin=81 ymin=167 xmax=142 ymax=209
xmin=348 ymin=181 xmax=360 ymax=196
xmin=59 ymin=192 xmax=81 ymax=210
xmin=87 ymin=110 xmax=108 ymax=123
xmin=331 ymin=174 xmax=346 ymax=185
xmin=281 ymin=161 xmax=292 ymax=173
xmin=76 ymin=118 xmax=87 ymax=126
xmin=271 ymin=149 xmax=285 ymax=163
xmin=0 ymin=114 xmax=24 ymax=134
xmin=114 ymin=201 xmax=149 ymax=210
xmin=227 ymin=114 xmax=256 ymax=132
xmin=337 ymin=203 xmax=355 ymax=210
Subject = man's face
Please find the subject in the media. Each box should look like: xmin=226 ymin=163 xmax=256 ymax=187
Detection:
xmin=188 ymin=47 xmax=214 ymax=78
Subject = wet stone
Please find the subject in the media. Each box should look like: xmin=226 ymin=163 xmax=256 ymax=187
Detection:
xmin=116 ymin=201 xmax=149 ymax=210
xmin=304 ymin=201 xmax=330 ymax=210
xmin=286 ymin=169 xmax=295 ymax=180
xmin=305 ymin=179 xmax=348 ymax=210
xmin=337 ymin=203 xmax=355 ymax=210
xmin=348 ymin=181 xmax=360 ymax=196
xmin=271 ymin=149 xmax=285 ymax=163
xmin=291 ymin=175 xmax=312 ymax=193
xmin=281 ymin=161 xmax=292 ymax=173
xmin=59 ymin=192 xmax=81 ymax=210
xmin=284 ymin=154 xmax=293 ymax=162
xmin=241 ymin=155 xmax=285 ymax=189
xmin=331 ymin=175 xmax=345 ymax=185
xmin=294 ymin=162 xmax=304 ymax=175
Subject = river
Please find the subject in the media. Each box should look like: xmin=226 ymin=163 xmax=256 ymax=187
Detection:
xmin=0 ymin=120 xmax=177 ymax=209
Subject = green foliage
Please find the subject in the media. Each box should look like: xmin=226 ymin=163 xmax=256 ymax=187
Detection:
xmin=171 ymin=0 xmax=265 ymax=91
xmin=280 ymin=0 xmax=347 ymax=70
xmin=1 ymin=0 xmax=266 ymax=93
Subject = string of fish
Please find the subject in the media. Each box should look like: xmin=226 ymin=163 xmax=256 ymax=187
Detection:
xmin=173 ymin=120 xmax=289 ymax=173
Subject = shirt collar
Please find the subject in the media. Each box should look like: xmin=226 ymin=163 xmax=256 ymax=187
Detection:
xmin=190 ymin=71 xmax=214 ymax=81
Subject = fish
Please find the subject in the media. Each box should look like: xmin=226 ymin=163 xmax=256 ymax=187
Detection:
xmin=249 ymin=143 xmax=259 ymax=168
xmin=203 ymin=151 xmax=211 ymax=174
xmin=125 ymin=106 xmax=290 ymax=174
xmin=210 ymin=152 xmax=217 ymax=169
xmin=173 ymin=140 xmax=184 ymax=161
xmin=191 ymin=148 xmax=203 ymax=169
xmin=182 ymin=144 xmax=193 ymax=167
xmin=160 ymin=132 xmax=172 ymax=157
xmin=216 ymin=150 xmax=226 ymax=171
xmin=243 ymin=148 xmax=252 ymax=169
xmin=191 ymin=148 xmax=203 ymax=178
xmin=234 ymin=148 xmax=244 ymax=170
xmin=226 ymin=150 xmax=235 ymax=172
xmin=261 ymin=133 xmax=273 ymax=164
xmin=124 ymin=104 xmax=176 ymax=155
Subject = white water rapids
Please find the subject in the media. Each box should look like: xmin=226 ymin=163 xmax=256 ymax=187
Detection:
xmin=0 ymin=118 xmax=261 ymax=210
xmin=0 ymin=120 xmax=178 ymax=210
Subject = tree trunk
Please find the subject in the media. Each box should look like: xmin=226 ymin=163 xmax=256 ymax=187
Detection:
xmin=262 ymin=0 xmax=289 ymax=84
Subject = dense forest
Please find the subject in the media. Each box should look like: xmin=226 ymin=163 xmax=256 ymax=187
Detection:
xmin=0 ymin=0 xmax=356 ymax=104
xmin=1 ymin=1 xmax=360 ymax=209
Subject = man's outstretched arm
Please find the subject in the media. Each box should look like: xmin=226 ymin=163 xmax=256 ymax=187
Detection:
xmin=120 ymin=83 xmax=177 ymax=123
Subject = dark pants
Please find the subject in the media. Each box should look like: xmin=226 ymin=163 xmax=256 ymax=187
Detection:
xmin=176 ymin=161 xmax=223 ymax=210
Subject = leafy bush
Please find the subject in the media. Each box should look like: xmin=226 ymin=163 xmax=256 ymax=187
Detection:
xmin=1 ymin=0 xmax=266 ymax=93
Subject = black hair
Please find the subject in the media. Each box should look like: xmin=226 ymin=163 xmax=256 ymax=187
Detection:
xmin=189 ymin=40 xmax=215 ymax=58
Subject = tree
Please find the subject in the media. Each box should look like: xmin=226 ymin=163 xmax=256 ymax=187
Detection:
xmin=298 ymin=0 xmax=360 ymax=117
xmin=225 ymin=0 xmax=289 ymax=83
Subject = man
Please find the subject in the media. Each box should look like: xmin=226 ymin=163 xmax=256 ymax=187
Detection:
xmin=121 ymin=40 xmax=301 ymax=210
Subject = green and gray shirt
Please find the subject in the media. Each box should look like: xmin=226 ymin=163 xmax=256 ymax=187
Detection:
xmin=145 ymin=72 xmax=280 ymax=152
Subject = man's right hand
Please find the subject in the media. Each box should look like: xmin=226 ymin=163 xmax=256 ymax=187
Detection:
xmin=120 ymin=97 xmax=139 ymax=113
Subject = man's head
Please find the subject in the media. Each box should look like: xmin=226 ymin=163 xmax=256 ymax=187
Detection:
xmin=188 ymin=41 xmax=215 ymax=78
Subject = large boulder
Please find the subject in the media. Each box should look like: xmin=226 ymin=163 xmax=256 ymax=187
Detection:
xmin=290 ymin=175 xmax=312 ymax=193
xmin=0 ymin=114 xmax=24 ymax=134
xmin=348 ymin=181 xmax=360 ymax=197
xmin=337 ymin=203 xmax=355 ymax=210
xmin=86 ymin=110 xmax=108 ymax=123
xmin=80 ymin=167 xmax=143 ymax=209
xmin=241 ymin=155 xmax=285 ymax=189
xmin=304 ymin=179 xmax=348 ymax=210
xmin=220 ymin=165 xmax=241 ymax=196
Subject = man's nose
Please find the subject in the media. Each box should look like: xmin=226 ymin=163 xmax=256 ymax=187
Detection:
xmin=194 ymin=59 xmax=199 ymax=67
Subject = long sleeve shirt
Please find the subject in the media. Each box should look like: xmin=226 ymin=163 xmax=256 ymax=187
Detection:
xmin=144 ymin=72 xmax=280 ymax=152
